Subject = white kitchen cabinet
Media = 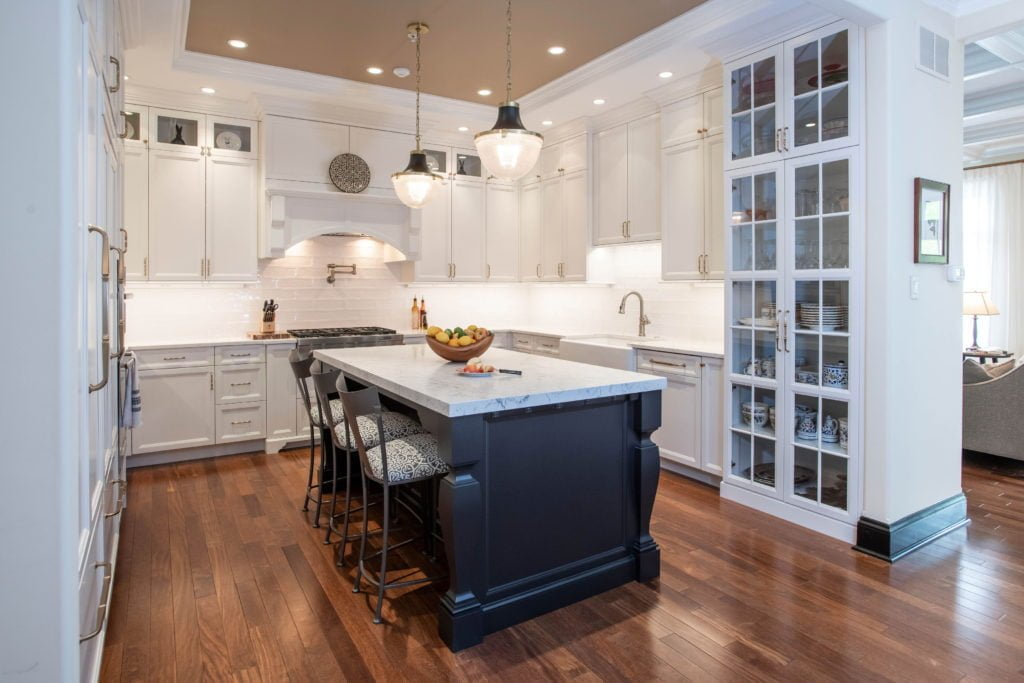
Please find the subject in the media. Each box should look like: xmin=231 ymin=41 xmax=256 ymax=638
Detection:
xmin=264 ymin=115 xmax=348 ymax=183
xmin=661 ymin=88 xmax=724 ymax=147
xmin=639 ymin=351 xmax=702 ymax=469
xmin=206 ymin=114 xmax=258 ymax=160
xmin=214 ymin=364 xmax=266 ymax=404
xmin=149 ymin=106 xmax=205 ymax=153
xmin=131 ymin=366 xmax=216 ymax=454
xmin=450 ymin=178 xmax=487 ymax=281
xmin=123 ymin=143 xmax=148 ymax=280
xmin=509 ymin=332 xmax=563 ymax=356
xmin=485 ymin=182 xmax=519 ymax=281
xmin=595 ymin=115 xmax=660 ymax=244
xmin=134 ymin=346 xmax=215 ymax=369
xmin=216 ymin=401 xmax=266 ymax=443
xmin=148 ymin=148 xmax=206 ymax=281
xmin=661 ymin=132 xmax=724 ymax=281
xmin=206 ymin=156 xmax=258 ymax=280
xmin=215 ymin=344 xmax=265 ymax=365
xmin=519 ymin=180 xmax=542 ymax=281
xmin=350 ymin=126 xmax=415 ymax=190
xmin=700 ymin=357 xmax=725 ymax=474
xmin=266 ymin=345 xmax=298 ymax=441
xmin=536 ymin=133 xmax=588 ymax=180
xmin=561 ymin=170 xmax=588 ymax=281
xmin=413 ymin=179 xmax=452 ymax=281
xmin=725 ymin=21 xmax=858 ymax=170
xmin=540 ymin=176 xmax=563 ymax=281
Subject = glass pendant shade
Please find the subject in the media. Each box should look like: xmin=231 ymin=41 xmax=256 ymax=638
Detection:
xmin=475 ymin=102 xmax=543 ymax=181
xmin=391 ymin=151 xmax=444 ymax=209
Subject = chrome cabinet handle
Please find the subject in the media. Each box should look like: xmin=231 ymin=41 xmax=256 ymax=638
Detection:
xmin=776 ymin=316 xmax=783 ymax=353
xmin=486 ymin=263 xmax=491 ymax=279
xmin=120 ymin=227 xmax=128 ymax=254
xmin=143 ymin=256 xmax=148 ymax=278
xmin=88 ymin=225 xmax=111 ymax=393
xmin=782 ymin=126 xmax=790 ymax=151
xmin=80 ymin=562 xmax=113 ymax=642
xmin=650 ymin=359 xmax=687 ymax=368
xmin=231 ymin=420 xmax=253 ymax=425
xmin=775 ymin=128 xmax=781 ymax=153
xmin=228 ymin=352 xmax=251 ymax=357
xmin=783 ymin=310 xmax=790 ymax=352
xmin=162 ymin=356 xmax=186 ymax=361
xmin=108 ymin=244 xmax=125 ymax=359
xmin=453 ymin=263 xmax=456 ymax=278
xmin=622 ymin=221 xmax=627 ymax=238
xmin=536 ymin=264 xmax=541 ymax=278
xmin=108 ymin=56 xmax=120 ymax=93
xmin=230 ymin=381 xmax=252 ymax=386
xmin=626 ymin=220 xmax=631 ymax=238
xmin=104 ymin=479 xmax=126 ymax=519
xmin=117 ymin=110 xmax=129 ymax=138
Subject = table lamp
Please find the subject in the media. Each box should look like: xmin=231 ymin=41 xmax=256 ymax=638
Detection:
xmin=963 ymin=290 xmax=999 ymax=350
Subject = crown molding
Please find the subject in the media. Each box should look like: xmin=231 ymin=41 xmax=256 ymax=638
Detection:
xmin=590 ymin=98 xmax=661 ymax=133
xmin=643 ymin=65 xmax=724 ymax=107
xmin=170 ymin=0 xmax=492 ymax=126
xmin=705 ymin=4 xmax=838 ymax=64
xmin=542 ymin=117 xmax=591 ymax=143
xmin=125 ymin=84 xmax=259 ymax=118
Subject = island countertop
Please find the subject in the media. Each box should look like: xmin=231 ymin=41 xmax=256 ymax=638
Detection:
xmin=313 ymin=345 xmax=666 ymax=418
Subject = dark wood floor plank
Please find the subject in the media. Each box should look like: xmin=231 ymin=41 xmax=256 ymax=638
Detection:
xmin=101 ymin=449 xmax=1024 ymax=681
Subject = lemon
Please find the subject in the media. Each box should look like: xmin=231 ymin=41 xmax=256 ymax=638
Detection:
xmin=458 ymin=335 xmax=474 ymax=346
xmin=467 ymin=324 xmax=478 ymax=332
xmin=426 ymin=325 xmax=441 ymax=336
xmin=448 ymin=338 xmax=460 ymax=347
xmin=435 ymin=331 xmax=450 ymax=344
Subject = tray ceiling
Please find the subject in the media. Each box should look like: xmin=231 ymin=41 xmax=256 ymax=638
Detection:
xmin=185 ymin=0 xmax=708 ymax=102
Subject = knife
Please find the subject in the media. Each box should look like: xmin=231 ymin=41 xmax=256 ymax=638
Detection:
xmin=498 ymin=369 xmax=522 ymax=375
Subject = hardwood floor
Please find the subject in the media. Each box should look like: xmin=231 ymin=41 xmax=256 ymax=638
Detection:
xmin=100 ymin=450 xmax=1024 ymax=681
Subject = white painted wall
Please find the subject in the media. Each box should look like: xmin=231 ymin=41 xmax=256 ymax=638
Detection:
xmin=861 ymin=2 xmax=965 ymax=523
xmin=126 ymin=237 xmax=724 ymax=345
xmin=0 ymin=0 xmax=80 ymax=680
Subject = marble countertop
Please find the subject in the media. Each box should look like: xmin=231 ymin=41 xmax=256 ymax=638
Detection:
xmin=628 ymin=338 xmax=724 ymax=358
xmin=127 ymin=336 xmax=298 ymax=351
xmin=313 ymin=345 xmax=666 ymax=418
xmin=400 ymin=327 xmax=571 ymax=339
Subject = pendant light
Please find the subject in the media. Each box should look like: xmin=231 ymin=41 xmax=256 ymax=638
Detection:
xmin=392 ymin=23 xmax=444 ymax=209
xmin=474 ymin=0 xmax=543 ymax=181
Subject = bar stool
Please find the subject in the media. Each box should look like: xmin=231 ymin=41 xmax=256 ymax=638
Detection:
xmin=289 ymin=349 xmax=344 ymax=528
xmin=339 ymin=386 xmax=449 ymax=624
xmin=310 ymin=365 xmax=426 ymax=553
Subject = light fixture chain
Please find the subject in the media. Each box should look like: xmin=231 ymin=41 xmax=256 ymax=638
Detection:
xmin=505 ymin=0 xmax=512 ymax=102
xmin=415 ymin=25 xmax=422 ymax=149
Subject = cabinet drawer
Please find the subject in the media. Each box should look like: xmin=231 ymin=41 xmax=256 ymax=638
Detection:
xmin=534 ymin=336 xmax=561 ymax=355
xmin=512 ymin=334 xmax=534 ymax=352
xmin=134 ymin=346 xmax=214 ymax=369
xmin=216 ymin=401 xmax=266 ymax=443
xmin=216 ymin=344 xmax=265 ymax=365
xmin=638 ymin=351 xmax=701 ymax=378
xmin=215 ymin=364 xmax=266 ymax=404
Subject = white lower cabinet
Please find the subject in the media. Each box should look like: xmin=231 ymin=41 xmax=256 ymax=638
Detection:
xmin=131 ymin=365 xmax=216 ymax=453
xmin=216 ymin=401 xmax=266 ymax=443
xmin=266 ymin=345 xmax=298 ymax=440
xmin=508 ymin=332 xmax=562 ymax=356
xmin=638 ymin=350 xmax=724 ymax=476
xmin=214 ymin=363 xmax=266 ymax=404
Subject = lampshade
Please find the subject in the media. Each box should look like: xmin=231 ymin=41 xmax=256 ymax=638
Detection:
xmin=391 ymin=151 xmax=444 ymax=209
xmin=963 ymin=290 xmax=1000 ymax=316
xmin=474 ymin=103 xmax=543 ymax=181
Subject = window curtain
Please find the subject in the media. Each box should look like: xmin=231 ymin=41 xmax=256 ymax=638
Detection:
xmin=962 ymin=163 xmax=1024 ymax=358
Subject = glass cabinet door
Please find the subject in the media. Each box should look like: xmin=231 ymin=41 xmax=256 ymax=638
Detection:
xmin=207 ymin=115 xmax=257 ymax=159
xmin=422 ymin=147 xmax=449 ymax=176
xmin=725 ymin=164 xmax=783 ymax=497
xmin=783 ymin=148 xmax=858 ymax=521
xmin=121 ymin=105 xmax=146 ymax=145
xmin=784 ymin=22 xmax=858 ymax=155
xmin=726 ymin=45 xmax=784 ymax=167
xmin=149 ymin=107 xmax=205 ymax=153
xmin=453 ymin=148 xmax=483 ymax=180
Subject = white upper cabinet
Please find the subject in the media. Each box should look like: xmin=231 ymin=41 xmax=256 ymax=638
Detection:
xmin=450 ymin=178 xmax=487 ymax=281
xmin=412 ymin=181 xmax=452 ymax=282
xmin=594 ymin=115 xmax=660 ymax=244
xmin=207 ymin=115 xmax=258 ymax=160
xmin=726 ymin=20 xmax=858 ymax=169
xmin=661 ymin=139 xmax=704 ymax=281
xmin=561 ymin=169 xmax=588 ymax=281
xmin=540 ymin=176 xmax=564 ymax=281
xmin=123 ymin=144 xmax=148 ymax=280
xmin=662 ymin=88 xmax=723 ymax=146
xmin=206 ymin=157 xmax=258 ymax=280
xmin=519 ymin=180 xmax=542 ymax=281
xmin=264 ymin=115 xmax=349 ymax=183
xmin=485 ymin=182 xmax=519 ymax=281
xmin=350 ymin=127 xmax=415 ymax=189
xmin=453 ymin=148 xmax=485 ymax=182
xmin=148 ymin=107 xmax=206 ymax=154
xmin=535 ymin=133 xmax=588 ymax=181
xmin=148 ymin=148 xmax=206 ymax=281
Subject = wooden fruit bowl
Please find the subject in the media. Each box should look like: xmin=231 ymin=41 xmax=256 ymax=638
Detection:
xmin=425 ymin=334 xmax=494 ymax=362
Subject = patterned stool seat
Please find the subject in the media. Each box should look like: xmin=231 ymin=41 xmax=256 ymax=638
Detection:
xmin=334 ymin=411 xmax=424 ymax=451
xmin=309 ymin=398 xmax=346 ymax=426
xmin=366 ymin=432 xmax=449 ymax=483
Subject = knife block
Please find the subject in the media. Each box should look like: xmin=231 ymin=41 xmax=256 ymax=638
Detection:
xmin=261 ymin=320 xmax=276 ymax=334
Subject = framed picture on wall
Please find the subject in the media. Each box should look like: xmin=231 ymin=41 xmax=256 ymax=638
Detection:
xmin=914 ymin=177 xmax=950 ymax=264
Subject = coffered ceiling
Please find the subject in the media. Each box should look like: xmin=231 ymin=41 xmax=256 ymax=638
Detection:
xmin=963 ymin=24 xmax=1024 ymax=164
xmin=184 ymin=0 xmax=708 ymax=103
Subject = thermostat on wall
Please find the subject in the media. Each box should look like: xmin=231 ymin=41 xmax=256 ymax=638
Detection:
xmin=947 ymin=265 xmax=965 ymax=283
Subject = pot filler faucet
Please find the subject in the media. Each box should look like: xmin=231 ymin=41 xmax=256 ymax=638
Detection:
xmin=618 ymin=291 xmax=651 ymax=337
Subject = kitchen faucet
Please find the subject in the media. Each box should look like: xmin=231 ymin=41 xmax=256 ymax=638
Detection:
xmin=618 ymin=291 xmax=651 ymax=337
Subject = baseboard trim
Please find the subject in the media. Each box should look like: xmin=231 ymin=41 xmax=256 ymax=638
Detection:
xmin=854 ymin=493 xmax=968 ymax=562
xmin=720 ymin=482 xmax=856 ymax=542
xmin=659 ymin=458 xmax=722 ymax=487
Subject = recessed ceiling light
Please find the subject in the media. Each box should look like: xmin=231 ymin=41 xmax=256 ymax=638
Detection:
xmin=547 ymin=46 xmax=566 ymax=55
xmin=366 ymin=66 xmax=383 ymax=75
xmin=659 ymin=71 xmax=673 ymax=79
xmin=806 ymin=122 xmax=816 ymax=127
xmin=541 ymin=120 xmax=553 ymax=126
xmin=123 ymin=74 xmax=129 ymax=81
xmin=593 ymin=98 xmax=606 ymax=105
xmin=227 ymin=39 xmax=248 ymax=49
xmin=477 ymin=89 xmax=492 ymax=97
xmin=200 ymin=87 xmax=216 ymax=94
xmin=458 ymin=126 xmax=469 ymax=132
xmin=393 ymin=67 xmax=410 ymax=78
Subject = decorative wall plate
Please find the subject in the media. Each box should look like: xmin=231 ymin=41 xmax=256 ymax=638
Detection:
xmin=215 ymin=130 xmax=243 ymax=150
xmin=329 ymin=153 xmax=371 ymax=193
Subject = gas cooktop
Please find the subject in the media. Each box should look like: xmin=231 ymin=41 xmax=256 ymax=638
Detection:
xmin=287 ymin=327 xmax=397 ymax=338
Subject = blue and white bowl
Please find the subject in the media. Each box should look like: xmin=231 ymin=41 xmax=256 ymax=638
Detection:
xmin=822 ymin=361 xmax=849 ymax=389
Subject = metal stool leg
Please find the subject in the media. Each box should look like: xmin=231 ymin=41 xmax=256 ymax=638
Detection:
xmin=301 ymin=424 xmax=315 ymax=512
xmin=353 ymin=467 xmax=370 ymax=595
xmin=374 ymin=483 xmax=391 ymax=624
xmin=312 ymin=432 xmax=329 ymax=529
xmin=337 ymin=450 xmax=354 ymax=566
xmin=324 ymin=439 xmax=340 ymax=544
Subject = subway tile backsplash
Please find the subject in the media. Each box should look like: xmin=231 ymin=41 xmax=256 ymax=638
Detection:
xmin=126 ymin=236 xmax=723 ymax=346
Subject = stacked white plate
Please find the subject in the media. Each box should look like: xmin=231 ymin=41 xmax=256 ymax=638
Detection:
xmin=798 ymin=304 xmax=848 ymax=331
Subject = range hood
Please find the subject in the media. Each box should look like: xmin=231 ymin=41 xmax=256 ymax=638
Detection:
xmin=262 ymin=182 xmax=421 ymax=260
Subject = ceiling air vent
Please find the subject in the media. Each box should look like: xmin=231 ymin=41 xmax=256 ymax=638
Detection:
xmin=918 ymin=25 xmax=950 ymax=80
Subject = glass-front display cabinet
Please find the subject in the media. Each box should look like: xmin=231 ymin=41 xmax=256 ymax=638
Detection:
xmin=724 ymin=150 xmax=860 ymax=525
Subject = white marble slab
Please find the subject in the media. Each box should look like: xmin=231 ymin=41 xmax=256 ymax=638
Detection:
xmin=628 ymin=338 xmax=724 ymax=358
xmin=313 ymin=345 xmax=666 ymax=418
xmin=127 ymin=337 xmax=297 ymax=351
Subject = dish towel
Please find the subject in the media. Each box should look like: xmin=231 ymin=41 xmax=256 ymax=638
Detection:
xmin=121 ymin=351 xmax=142 ymax=428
